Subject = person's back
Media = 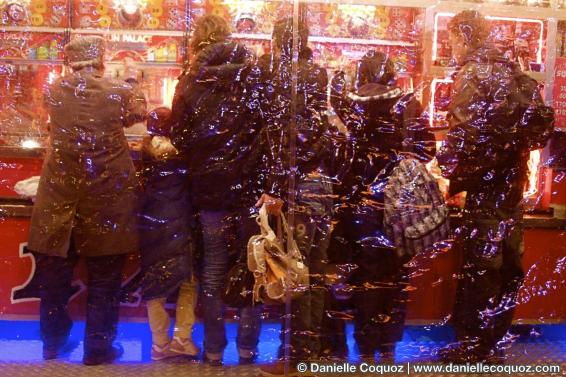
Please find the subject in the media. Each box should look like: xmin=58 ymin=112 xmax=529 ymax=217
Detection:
xmin=436 ymin=10 xmax=554 ymax=363
xmin=45 ymin=72 xmax=142 ymax=181
xmin=326 ymin=50 xmax=435 ymax=361
xmin=171 ymin=40 xmax=261 ymax=210
xmin=438 ymin=46 xmax=550 ymax=212
xmin=27 ymin=36 xmax=147 ymax=366
xmin=330 ymin=50 xmax=435 ymax=203
xmin=253 ymin=53 xmax=329 ymax=193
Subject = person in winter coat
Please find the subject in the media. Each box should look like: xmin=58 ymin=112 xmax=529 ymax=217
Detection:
xmin=436 ymin=10 xmax=554 ymax=362
xmin=252 ymin=17 xmax=334 ymax=376
xmin=27 ymin=36 xmax=146 ymax=365
xmin=170 ymin=14 xmax=263 ymax=366
xmin=324 ymin=50 xmax=436 ymax=361
xmin=138 ymin=107 xmax=200 ymax=361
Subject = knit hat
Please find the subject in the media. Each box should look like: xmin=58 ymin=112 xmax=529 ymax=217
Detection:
xmin=64 ymin=36 xmax=106 ymax=70
xmin=355 ymin=50 xmax=396 ymax=88
xmin=147 ymin=107 xmax=172 ymax=137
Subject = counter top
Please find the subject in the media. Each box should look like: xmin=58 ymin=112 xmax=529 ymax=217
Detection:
xmin=0 ymin=142 xmax=143 ymax=160
xmin=0 ymin=146 xmax=45 ymax=159
xmin=0 ymin=198 xmax=33 ymax=218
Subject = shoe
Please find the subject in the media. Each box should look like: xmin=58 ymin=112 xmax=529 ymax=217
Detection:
xmin=486 ymin=348 xmax=506 ymax=365
xmin=151 ymin=342 xmax=178 ymax=361
xmin=204 ymin=352 xmax=223 ymax=367
xmin=377 ymin=344 xmax=395 ymax=363
xmin=239 ymin=355 xmax=257 ymax=365
xmin=237 ymin=348 xmax=257 ymax=365
xmin=83 ymin=344 xmax=124 ymax=366
xmin=437 ymin=342 xmax=489 ymax=363
xmin=170 ymin=337 xmax=200 ymax=357
xmin=43 ymin=347 xmax=59 ymax=360
xmin=42 ymin=333 xmax=72 ymax=360
xmin=320 ymin=347 xmax=348 ymax=361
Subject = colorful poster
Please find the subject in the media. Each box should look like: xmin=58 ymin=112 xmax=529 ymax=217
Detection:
xmin=553 ymin=57 xmax=566 ymax=128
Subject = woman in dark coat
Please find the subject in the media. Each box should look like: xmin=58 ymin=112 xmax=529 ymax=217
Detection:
xmin=27 ymin=36 xmax=146 ymax=365
xmin=170 ymin=15 xmax=263 ymax=366
xmin=326 ymin=50 xmax=436 ymax=361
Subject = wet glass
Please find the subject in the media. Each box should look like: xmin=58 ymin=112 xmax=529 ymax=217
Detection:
xmin=0 ymin=0 xmax=564 ymax=374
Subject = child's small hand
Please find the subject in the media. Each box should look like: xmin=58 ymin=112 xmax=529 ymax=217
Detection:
xmin=147 ymin=136 xmax=178 ymax=159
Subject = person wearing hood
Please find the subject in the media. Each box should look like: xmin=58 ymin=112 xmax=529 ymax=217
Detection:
xmin=27 ymin=36 xmax=147 ymax=365
xmin=325 ymin=50 xmax=435 ymax=362
xmin=169 ymin=15 xmax=263 ymax=366
xmin=252 ymin=16 xmax=334 ymax=377
xmin=436 ymin=10 xmax=554 ymax=362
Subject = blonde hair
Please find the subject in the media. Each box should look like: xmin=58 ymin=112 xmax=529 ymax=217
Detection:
xmin=190 ymin=15 xmax=231 ymax=53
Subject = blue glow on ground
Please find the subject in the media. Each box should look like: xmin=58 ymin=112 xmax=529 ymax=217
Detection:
xmin=0 ymin=321 xmax=564 ymax=364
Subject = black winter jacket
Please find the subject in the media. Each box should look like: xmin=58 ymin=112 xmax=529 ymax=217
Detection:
xmin=139 ymin=139 xmax=193 ymax=300
xmin=330 ymin=73 xmax=436 ymax=203
xmin=170 ymin=41 xmax=263 ymax=211
xmin=436 ymin=47 xmax=554 ymax=214
xmin=247 ymin=54 xmax=331 ymax=199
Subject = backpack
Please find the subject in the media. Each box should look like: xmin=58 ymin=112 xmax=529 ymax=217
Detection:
xmin=383 ymin=158 xmax=450 ymax=258
xmin=247 ymin=204 xmax=309 ymax=304
xmin=510 ymin=72 xmax=554 ymax=151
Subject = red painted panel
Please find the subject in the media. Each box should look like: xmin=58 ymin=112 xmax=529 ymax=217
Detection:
xmin=0 ymin=218 xmax=564 ymax=322
xmin=0 ymin=158 xmax=44 ymax=197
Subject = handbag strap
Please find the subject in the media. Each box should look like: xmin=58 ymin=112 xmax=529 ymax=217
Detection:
xmin=257 ymin=204 xmax=277 ymax=241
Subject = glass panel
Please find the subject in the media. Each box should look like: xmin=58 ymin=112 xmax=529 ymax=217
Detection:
xmin=0 ymin=0 xmax=564 ymax=373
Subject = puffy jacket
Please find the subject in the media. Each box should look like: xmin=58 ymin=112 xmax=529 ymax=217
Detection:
xmin=436 ymin=47 xmax=554 ymax=213
xmin=330 ymin=73 xmax=436 ymax=203
xmin=138 ymin=138 xmax=193 ymax=300
xmin=170 ymin=41 xmax=263 ymax=211
xmin=247 ymin=54 xmax=331 ymax=198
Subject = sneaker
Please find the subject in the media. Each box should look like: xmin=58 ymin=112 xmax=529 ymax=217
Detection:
xmin=170 ymin=337 xmax=200 ymax=357
xmin=151 ymin=342 xmax=178 ymax=361
xmin=83 ymin=344 xmax=124 ymax=366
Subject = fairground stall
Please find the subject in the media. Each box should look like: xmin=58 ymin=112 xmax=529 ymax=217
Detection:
xmin=0 ymin=0 xmax=564 ymax=332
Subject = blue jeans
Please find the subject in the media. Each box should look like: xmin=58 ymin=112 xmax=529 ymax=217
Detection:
xmin=199 ymin=210 xmax=262 ymax=355
xmin=279 ymin=173 xmax=333 ymax=360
